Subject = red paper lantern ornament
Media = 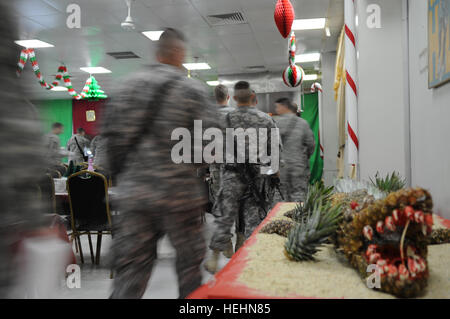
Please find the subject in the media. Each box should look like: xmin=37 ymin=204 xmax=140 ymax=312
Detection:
xmin=274 ymin=0 xmax=295 ymax=38
xmin=282 ymin=64 xmax=304 ymax=87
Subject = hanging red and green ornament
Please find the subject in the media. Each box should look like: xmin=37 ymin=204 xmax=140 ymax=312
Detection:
xmin=282 ymin=64 xmax=304 ymax=87
xmin=274 ymin=0 xmax=295 ymax=38
xmin=282 ymin=30 xmax=305 ymax=88
xmin=81 ymin=75 xmax=107 ymax=100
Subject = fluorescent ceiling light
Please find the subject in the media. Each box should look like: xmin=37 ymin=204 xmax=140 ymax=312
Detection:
xmin=80 ymin=67 xmax=112 ymax=74
xmin=207 ymin=81 xmax=220 ymax=86
xmin=295 ymin=52 xmax=321 ymax=63
xmin=325 ymin=27 xmax=331 ymax=37
xmin=142 ymin=30 xmax=164 ymax=41
xmin=304 ymin=74 xmax=318 ymax=81
xmin=292 ymin=18 xmax=326 ymax=30
xmin=50 ymin=86 xmax=68 ymax=92
xmin=15 ymin=39 xmax=54 ymax=48
xmin=183 ymin=63 xmax=211 ymax=70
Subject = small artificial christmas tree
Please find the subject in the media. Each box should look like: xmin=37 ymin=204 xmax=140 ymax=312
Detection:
xmin=82 ymin=76 xmax=107 ymax=100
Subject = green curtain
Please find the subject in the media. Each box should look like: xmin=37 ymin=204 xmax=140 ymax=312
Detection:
xmin=300 ymin=92 xmax=323 ymax=184
xmin=34 ymin=99 xmax=73 ymax=163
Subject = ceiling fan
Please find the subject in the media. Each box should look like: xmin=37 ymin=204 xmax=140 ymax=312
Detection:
xmin=121 ymin=0 xmax=136 ymax=31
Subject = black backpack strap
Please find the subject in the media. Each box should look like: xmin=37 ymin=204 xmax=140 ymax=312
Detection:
xmin=74 ymin=137 xmax=85 ymax=157
xmin=112 ymin=76 xmax=180 ymax=176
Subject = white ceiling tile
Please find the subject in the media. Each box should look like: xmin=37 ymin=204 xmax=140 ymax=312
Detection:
xmin=141 ymin=0 xmax=190 ymax=7
xmin=147 ymin=3 xmax=208 ymax=29
xmin=14 ymin=0 xmax=61 ymax=16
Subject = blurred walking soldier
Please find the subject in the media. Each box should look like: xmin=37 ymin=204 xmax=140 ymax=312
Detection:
xmin=43 ymin=122 xmax=64 ymax=166
xmin=103 ymin=28 xmax=218 ymax=299
xmin=67 ymin=128 xmax=90 ymax=165
xmin=0 ymin=2 xmax=48 ymax=297
xmin=205 ymin=81 xmax=280 ymax=274
xmin=274 ymin=98 xmax=315 ymax=202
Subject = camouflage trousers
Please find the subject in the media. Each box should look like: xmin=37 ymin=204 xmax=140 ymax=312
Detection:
xmin=209 ymin=164 xmax=221 ymax=203
xmin=110 ymin=207 xmax=205 ymax=299
xmin=273 ymin=166 xmax=309 ymax=203
xmin=209 ymin=170 xmax=266 ymax=251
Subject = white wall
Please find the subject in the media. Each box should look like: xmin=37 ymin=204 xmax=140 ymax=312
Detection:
xmin=321 ymin=52 xmax=339 ymax=185
xmin=356 ymin=0 xmax=409 ymax=181
xmin=408 ymin=0 xmax=450 ymax=219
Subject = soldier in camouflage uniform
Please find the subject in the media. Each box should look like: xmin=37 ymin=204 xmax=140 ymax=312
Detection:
xmin=0 ymin=2 xmax=47 ymax=297
xmin=67 ymin=128 xmax=90 ymax=165
xmin=102 ymin=29 xmax=219 ymax=299
xmin=205 ymin=81 xmax=280 ymax=273
xmin=273 ymin=98 xmax=315 ymax=203
xmin=207 ymin=85 xmax=235 ymax=258
xmin=43 ymin=122 xmax=64 ymax=167
xmin=209 ymin=84 xmax=233 ymax=205
xmin=90 ymin=134 xmax=108 ymax=169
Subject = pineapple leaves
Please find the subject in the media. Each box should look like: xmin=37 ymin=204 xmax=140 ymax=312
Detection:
xmin=369 ymin=171 xmax=406 ymax=194
xmin=284 ymin=200 xmax=343 ymax=262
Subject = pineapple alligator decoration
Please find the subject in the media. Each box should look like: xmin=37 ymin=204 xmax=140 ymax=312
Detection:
xmin=260 ymin=175 xmax=448 ymax=298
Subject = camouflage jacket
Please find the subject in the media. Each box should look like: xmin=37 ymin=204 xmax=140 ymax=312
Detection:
xmin=67 ymin=134 xmax=90 ymax=164
xmin=274 ymin=113 xmax=315 ymax=171
xmin=90 ymin=135 xmax=108 ymax=168
xmin=43 ymin=132 xmax=62 ymax=165
xmin=223 ymin=106 xmax=281 ymax=174
xmin=101 ymin=64 xmax=220 ymax=213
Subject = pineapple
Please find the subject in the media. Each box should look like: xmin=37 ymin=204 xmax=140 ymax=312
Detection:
xmin=428 ymin=229 xmax=450 ymax=245
xmin=335 ymin=187 xmax=433 ymax=298
xmin=260 ymin=220 xmax=295 ymax=237
xmin=284 ymin=182 xmax=334 ymax=222
xmin=284 ymin=202 xmax=343 ymax=261
xmin=369 ymin=171 xmax=406 ymax=194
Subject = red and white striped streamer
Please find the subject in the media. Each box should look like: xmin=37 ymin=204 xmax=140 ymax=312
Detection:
xmin=344 ymin=0 xmax=359 ymax=167
xmin=16 ymin=48 xmax=86 ymax=99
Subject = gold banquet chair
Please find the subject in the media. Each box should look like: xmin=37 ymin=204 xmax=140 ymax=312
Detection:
xmin=67 ymin=170 xmax=112 ymax=268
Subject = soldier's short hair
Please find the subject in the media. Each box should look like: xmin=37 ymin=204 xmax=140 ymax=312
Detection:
xmin=52 ymin=122 xmax=63 ymax=129
xmin=214 ymin=84 xmax=228 ymax=103
xmin=77 ymin=128 xmax=85 ymax=134
xmin=234 ymin=81 xmax=253 ymax=104
xmin=275 ymin=97 xmax=297 ymax=113
xmin=157 ymin=28 xmax=185 ymax=56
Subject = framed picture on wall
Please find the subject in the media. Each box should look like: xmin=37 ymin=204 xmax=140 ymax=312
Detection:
xmin=428 ymin=0 xmax=450 ymax=88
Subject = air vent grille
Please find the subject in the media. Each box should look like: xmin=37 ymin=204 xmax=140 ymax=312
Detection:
xmin=206 ymin=12 xmax=247 ymax=26
xmin=246 ymin=66 xmax=266 ymax=70
xmin=106 ymin=51 xmax=140 ymax=59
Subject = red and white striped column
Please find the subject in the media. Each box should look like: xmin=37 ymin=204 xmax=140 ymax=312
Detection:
xmin=345 ymin=0 xmax=359 ymax=176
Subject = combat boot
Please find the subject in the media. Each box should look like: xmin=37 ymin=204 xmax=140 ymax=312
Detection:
xmin=222 ymin=239 xmax=234 ymax=258
xmin=204 ymin=250 xmax=220 ymax=274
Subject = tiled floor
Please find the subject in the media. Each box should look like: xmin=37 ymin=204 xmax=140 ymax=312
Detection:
xmin=57 ymin=214 xmax=232 ymax=299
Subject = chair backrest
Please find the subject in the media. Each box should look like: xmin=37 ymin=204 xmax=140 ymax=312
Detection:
xmin=38 ymin=173 xmax=56 ymax=214
xmin=54 ymin=164 xmax=67 ymax=177
xmin=67 ymin=170 xmax=111 ymax=232
xmin=47 ymin=169 xmax=61 ymax=178
xmin=94 ymin=166 xmax=112 ymax=187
